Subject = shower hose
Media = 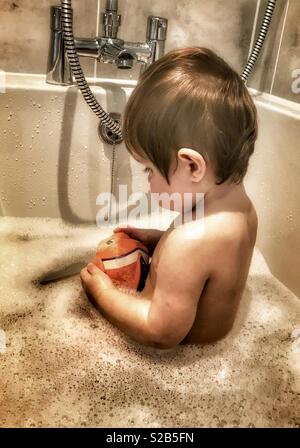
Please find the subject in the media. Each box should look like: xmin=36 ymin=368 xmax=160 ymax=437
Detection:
xmin=61 ymin=0 xmax=277 ymax=139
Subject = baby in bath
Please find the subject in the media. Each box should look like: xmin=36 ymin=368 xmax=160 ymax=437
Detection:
xmin=80 ymin=47 xmax=258 ymax=349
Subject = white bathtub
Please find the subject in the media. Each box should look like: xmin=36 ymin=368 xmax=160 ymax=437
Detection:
xmin=244 ymin=92 xmax=300 ymax=299
xmin=0 ymin=73 xmax=149 ymax=223
xmin=1 ymin=73 xmax=300 ymax=428
xmin=1 ymin=73 xmax=300 ymax=298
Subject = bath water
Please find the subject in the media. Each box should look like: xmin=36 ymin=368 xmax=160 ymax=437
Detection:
xmin=0 ymin=216 xmax=299 ymax=427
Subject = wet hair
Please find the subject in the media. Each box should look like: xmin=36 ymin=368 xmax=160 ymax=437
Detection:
xmin=122 ymin=47 xmax=258 ymax=185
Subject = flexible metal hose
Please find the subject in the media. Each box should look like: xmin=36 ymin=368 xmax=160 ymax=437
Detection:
xmin=61 ymin=0 xmax=277 ymax=136
xmin=61 ymin=0 xmax=122 ymax=137
xmin=241 ymin=0 xmax=277 ymax=82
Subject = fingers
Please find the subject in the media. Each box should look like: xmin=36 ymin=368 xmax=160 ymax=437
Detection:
xmin=87 ymin=263 xmax=101 ymax=275
xmin=114 ymin=226 xmax=129 ymax=232
xmin=87 ymin=264 xmax=109 ymax=284
xmin=80 ymin=267 xmax=91 ymax=286
xmin=113 ymin=225 xmax=134 ymax=236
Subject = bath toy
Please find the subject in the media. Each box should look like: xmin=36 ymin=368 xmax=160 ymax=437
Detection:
xmin=92 ymin=232 xmax=150 ymax=291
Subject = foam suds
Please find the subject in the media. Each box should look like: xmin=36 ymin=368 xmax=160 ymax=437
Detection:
xmin=0 ymin=216 xmax=299 ymax=428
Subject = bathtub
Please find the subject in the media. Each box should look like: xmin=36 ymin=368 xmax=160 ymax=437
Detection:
xmin=1 ymin=73 xmax=300 ymax=428
xmin=1 ymin=72 xmax=300 ymax=296
xmin=0 ymin=73 xmax=151 ymax=223
xmin=244 ymin=92 xmax=300 ymax=299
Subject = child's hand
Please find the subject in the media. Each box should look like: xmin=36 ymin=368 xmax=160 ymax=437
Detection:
xmin=114 ymin=226 xmax=163 ymax=255
xmin=80 ymin=263 xmax=115 ymax=307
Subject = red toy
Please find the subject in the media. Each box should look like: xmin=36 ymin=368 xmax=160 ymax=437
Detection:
xmin=92 ymin=232 xmax=150 ymax=291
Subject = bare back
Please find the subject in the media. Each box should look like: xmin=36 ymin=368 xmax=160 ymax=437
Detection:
xmin=141 ymin=184 xmax=258 ymax=344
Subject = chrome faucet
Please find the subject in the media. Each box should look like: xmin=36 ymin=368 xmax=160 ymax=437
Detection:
xmin=46 ymin=0 xmax=168 ymax=85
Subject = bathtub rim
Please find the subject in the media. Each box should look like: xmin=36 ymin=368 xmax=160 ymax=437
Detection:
xmin=2 ymin=72 xmax=300 ymax=118
xmin=2 ymin=71 xmax=137 ymax=93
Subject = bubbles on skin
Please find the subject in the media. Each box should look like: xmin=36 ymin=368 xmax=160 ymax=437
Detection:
xmin=0 ymin=217 xmax=299 ymax=427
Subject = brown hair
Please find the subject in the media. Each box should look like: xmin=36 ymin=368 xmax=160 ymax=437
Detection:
xmin=122 ymin=47 xmax=258 ymax=185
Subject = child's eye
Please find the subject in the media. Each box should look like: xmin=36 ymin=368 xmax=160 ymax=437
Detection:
xmin=143 ymin=167 xmax=153 ymax=175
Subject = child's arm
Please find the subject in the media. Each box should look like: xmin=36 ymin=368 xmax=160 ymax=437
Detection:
xmin=80 ymin=229 xmax=209 ymax=349
xmin=144 ymin=230 xmax=210 ymax=348
xmin=81 ymin=266 xmax=156 ymax=346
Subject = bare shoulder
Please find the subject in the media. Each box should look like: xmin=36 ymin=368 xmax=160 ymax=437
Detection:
xmin=158 ymin=195 xmax=257 ymax=271
xmin=154 ymin=220 xmax=211 ymax=279
xmin=205 ymin=196 xmax=257 ymax=247
xmin=159 ymin=218 xmax=219 ymax=278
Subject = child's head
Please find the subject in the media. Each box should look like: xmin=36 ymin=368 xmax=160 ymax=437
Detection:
xmin=122 ymin=47 xmax=257 ymax=201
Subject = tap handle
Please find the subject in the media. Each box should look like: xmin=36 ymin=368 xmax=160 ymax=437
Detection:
xmin=50 ymin=5 xmax=62 ymax=31
xmin=106 ymin=0 xmax=118 ymax=12
xmin=102 ymin=0 xmax=121 ymax=38
xmin=147 ymin=16 xmax=168 ymax=41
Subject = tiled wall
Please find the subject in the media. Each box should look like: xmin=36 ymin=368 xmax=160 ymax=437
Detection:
xmin=0 ymin=0 xmax=299 ymax=103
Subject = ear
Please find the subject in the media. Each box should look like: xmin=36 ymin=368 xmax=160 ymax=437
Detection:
xmin=177 ymin=148 xmax=206 ymax=182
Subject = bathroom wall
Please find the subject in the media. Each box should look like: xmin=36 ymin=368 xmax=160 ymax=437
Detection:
xmin=249 ymin=0 xmax=300 ymax=104
xmin=0 ymin=0 xmax=299 ymax=103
